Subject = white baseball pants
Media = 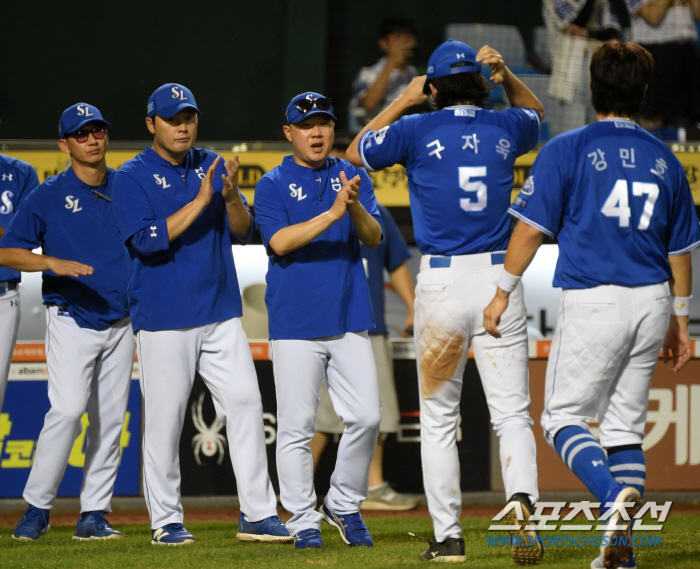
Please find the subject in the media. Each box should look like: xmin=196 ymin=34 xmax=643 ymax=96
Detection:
xmin=0 ymin=286 xmax=20 ymax=413
xmin=541 ymin=283 xmax=670 ymax=448
xmin=272 ymin=331 xmax=381 ymax=535
xmin=137 ymin=317 xmax=277 ymax=529
xmin=415 ymin=253 xmax=538 ymax=542
xmin=23 ymin=306 xmax=134 ymax=513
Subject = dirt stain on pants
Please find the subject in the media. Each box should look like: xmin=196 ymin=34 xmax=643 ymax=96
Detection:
xmin=419 ymin=332 xmax=466 ymax=399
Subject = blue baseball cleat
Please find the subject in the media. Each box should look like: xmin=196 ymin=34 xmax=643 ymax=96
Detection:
xmin=236 ymin=513 xmax=293 ymax=543
xmin=595 ymin=485 xmax=641 ymax=569
xmin=12 ymin=505 xmax=50 ymax=541
xmin=151 ymin=523 xmax=195 ymax=545
xmin=73 ymin=511 xmax=123 ymax=540
xmin=320 ymin=503 xmax=373 ymax=546
xmin=294 ymin=528 xmax=323 ymax=549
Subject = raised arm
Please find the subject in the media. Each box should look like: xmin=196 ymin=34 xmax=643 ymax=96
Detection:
xmin=634 ymin=0 xmax=673 ymax=27
xmin=477 ymin=45 xmax=544 ymax=119
xmin=347 ymin=75 xmax=428 ymax=166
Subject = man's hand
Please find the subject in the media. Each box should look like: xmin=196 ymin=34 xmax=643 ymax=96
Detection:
xmin=401 ymin=75 xmax=430 ymax=106
xmin=46 ymin=258 xmax=94 ymax=278
xmin=386 ymin=34 xmax=415 ymax=69
xmin=663 ymin=315 xmax=692 ymax=372
xmin=563 ymin=24 xmax=589 ymax=38
xmin=484 ymin=289 xmax=510 ymax=338
xmin=195 ymin=156 xmax=220 ymax=208
xmin=222 ymin=155 xmax=242 ymax=204
xmin=476 ymin=45 xmax=507 ymax=84
xmin=340 ymin=171 xmax=362 ymax=212
xmin=329 ymin=171 xmax=360 ymax=221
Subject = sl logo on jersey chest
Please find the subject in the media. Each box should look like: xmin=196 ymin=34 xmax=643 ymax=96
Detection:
xmin=64 ymin=196 xmax=83 ymax=213
xmin=1 ymin=190 xmax=14 ymax=215
xmin=289 ymin=183 xmax=307 ymax=201
xmin=153 ymin=174 xmax=171 ymax=189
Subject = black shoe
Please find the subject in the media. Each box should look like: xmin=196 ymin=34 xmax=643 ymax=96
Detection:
xmin=411 ymin=533 xmax=466 ymax=562
xmin=505 ymin=494 xmax=544 ymax=565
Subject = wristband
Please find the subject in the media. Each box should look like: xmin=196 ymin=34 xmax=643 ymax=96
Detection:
xmin=672 ymin=296 xmax=691 ymax=316
xmin=497 ymin=268 xmax=521 ymax=293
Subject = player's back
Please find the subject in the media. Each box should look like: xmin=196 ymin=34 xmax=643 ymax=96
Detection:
xmin=511 ymin=119 xmax=700 ymax=289
xmin=360 ymin=105 xmax=540 ymax=256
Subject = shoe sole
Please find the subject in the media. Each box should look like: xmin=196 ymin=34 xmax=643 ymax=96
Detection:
xmin=151 ymin=539 xmax=196 ymax=545
xmin=72 ymin=534 xmax=124 ymax=541
xmin=361 ymin=500 xmax=419 ymax=511
xmin=12 ymin=525 xmax=50 ymax=542
xmin=237 ymin=533 xmax=293 ymax=543
xmin=505 ymin=502 xmax=544 ymax=565
xmin=601 ymin=488 xmax=641 ymax=569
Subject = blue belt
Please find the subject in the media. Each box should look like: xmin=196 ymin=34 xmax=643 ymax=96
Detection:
xmin=429 ymin=253 xmax=505 ymax=268
xmin=0 ymin=281 xmax=18 ymax=293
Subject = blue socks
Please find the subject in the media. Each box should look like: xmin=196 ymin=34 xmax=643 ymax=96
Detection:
xmin=607 ymin=445 xmax=646 ymax=498
xmin=554 ymin=426 xmax=618 ymax=503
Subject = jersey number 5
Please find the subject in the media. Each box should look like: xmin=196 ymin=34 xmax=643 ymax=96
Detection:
xmin=601 ymin=180 xmax=659 ymax=230
xmin=459 ymin=167 xmax=487 ymax=212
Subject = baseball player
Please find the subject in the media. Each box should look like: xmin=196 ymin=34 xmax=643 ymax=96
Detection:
xmin=253 ymin=92 xmax=382 ymax=549
xmin=110 ymin=84 xmax=289 ymax=545
xmin=0 ymin=104 xmax=133 ymax=541
xmin=0 ymin=133 xmax=40 ymax=413
xmin=484 ymin=40 xmax=700 ymax=569
xmin=310 ymin=202 xmax=418 ymax=510
xmin=347 ymin=41 xmax=545 ymax=564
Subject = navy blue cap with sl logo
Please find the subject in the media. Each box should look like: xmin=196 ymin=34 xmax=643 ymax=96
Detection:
xmin=285 ymin=92 xmax=337 ymax=125
xmin=147 ymin=83 xmax=201 ymax=118
xmin=424 ymin=40 xmax=481 ymax=94
xmin=59 ymin=103 xmax=110 ymax=138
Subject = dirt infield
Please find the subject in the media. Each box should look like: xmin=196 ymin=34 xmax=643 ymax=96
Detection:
xmin=2 ymin=503 xmax=698 ymax=528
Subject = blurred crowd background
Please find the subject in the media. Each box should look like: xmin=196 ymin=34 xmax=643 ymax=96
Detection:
xmin=2 ymin=0 xmax=697 ymax=143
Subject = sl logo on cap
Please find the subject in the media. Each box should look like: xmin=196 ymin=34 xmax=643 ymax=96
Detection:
xmin=76 ymin=104 xmax=93 ymax=117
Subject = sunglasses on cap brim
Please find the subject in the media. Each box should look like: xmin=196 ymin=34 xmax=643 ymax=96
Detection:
xmin=294 ymin=97 xmax=333 ymax=114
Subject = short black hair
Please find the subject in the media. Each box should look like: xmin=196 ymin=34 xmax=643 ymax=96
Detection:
xmin=429 ymin=71 xmax=494 ymax=110
xmin=590 ymin=40 xmax=654 ymax=118
xmin=379 ymin=17 xmax=416 ymax=39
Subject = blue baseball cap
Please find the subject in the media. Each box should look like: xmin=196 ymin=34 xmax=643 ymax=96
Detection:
xmin=58 ymin=103 xmax=110 ymax=139
xmin=285 ymin=92 xmax=337 ymax=125
xmin=147 ymin=83 xmax=201 ymax=118
xmin=424 ymin=40 xmax=481 ymax=94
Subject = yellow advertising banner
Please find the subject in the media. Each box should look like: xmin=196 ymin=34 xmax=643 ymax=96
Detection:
xmin=3 ymin=148 xmax=700 ymax=206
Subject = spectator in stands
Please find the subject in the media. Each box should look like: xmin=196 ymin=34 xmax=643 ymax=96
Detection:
xmin=348 ymin=17 xmax=418 ymax=132
xmin=543 ymin=0 xmax=622 ymax=136
xmin=625 ymin=0 xmax=700 ymax=131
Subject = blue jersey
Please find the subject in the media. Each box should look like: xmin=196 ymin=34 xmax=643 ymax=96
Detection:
xmin=509 ymin=119 xmax=700 ymax=289
xmin=0 ymin=154 xmax=40 ymax=283
xmin=0 ymin=168 xmax=129 ymax=330
xmin=359 ymin=105 xmax=541 ymax=255
xmin=111 ymin=147 xmax=253 ymax=333
xmin=364 ymin=204 xmax=411 ymax=335
xmin=254 ymin=156 xmax=380 ymax=340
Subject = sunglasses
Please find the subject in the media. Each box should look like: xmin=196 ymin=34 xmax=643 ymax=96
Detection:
xmin=67 ymin=127 xmax=107 ymax=143
xmin=294 ymin=97 xmax=333 ymax=114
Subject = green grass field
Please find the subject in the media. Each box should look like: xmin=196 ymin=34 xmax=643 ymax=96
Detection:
xmin=0 ymin=515 xmax=698 ymax=568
